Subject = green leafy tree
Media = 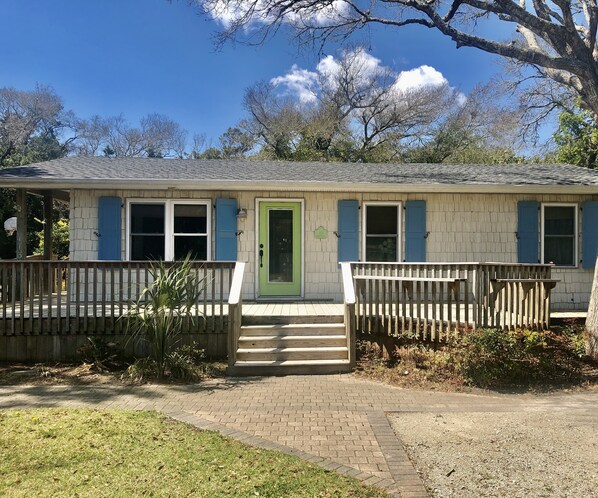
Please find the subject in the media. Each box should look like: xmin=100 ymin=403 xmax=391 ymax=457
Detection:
xmin=0 ymin=86 xmax=71 ymax=259
xmin=219 ymin=125 xmax=255 ymax=158
xmin=34 ymin=219 xmax=70 ymax=259
xmin=554 ymin=107 xmax=598 ymax=169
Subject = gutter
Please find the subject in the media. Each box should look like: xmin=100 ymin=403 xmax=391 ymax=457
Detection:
xmin=0 ymin=178 xmax=597 ymax=195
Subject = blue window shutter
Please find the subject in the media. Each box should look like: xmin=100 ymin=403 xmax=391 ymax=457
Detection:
xmin=405 ymin=200 xmax=426 ymax=262
xmin=517 ymin=201 xmax=539 ymax=263
xmin=215 ymin=198 xmax=238 ymax=261
xmin=582 ymin=201 xmax=598 ymax=269
xmin=338 ymin=200 xmax=359 ymax=262
xmin=98 ymin=196 xmax=121 ymax=260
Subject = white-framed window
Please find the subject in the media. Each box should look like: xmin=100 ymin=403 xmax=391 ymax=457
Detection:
xmin=362 ymin=202 xmax=401 ymax=262
xmin=126 ymin=199 xmax=211 ymax=261
xmin=541 ymin=203 xmax=578 ymax=267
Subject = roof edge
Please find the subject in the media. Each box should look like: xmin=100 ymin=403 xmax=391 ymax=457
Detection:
xmin=0 ymin=178 xmax=596 ymax=194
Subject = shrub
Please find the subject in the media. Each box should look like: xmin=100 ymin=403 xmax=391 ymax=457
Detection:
xmin=124 ymin=358 xmax=158 ymax=382
xmin=357 ymin=327 xmax=590 ymax=389
xmin=124 ymin=343 xmax=207 ymax=382
xmin=77 ymin=337 xmax=124 ymax=371
xmin=356 ymin=341 xmax=387 ymax=370
xmin=124 ymin=256 xmax=207 ymax=379
xmin=394 ymin=344 xmax=458 ymax=374
xmin=455 ymin=328 xmax=585 ymax=387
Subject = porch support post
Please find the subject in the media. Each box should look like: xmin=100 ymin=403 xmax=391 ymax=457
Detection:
xmin=43 ymin=192 xmax=53 ymax=260
xmin=15 ymin=189 xmax=27 ymax=260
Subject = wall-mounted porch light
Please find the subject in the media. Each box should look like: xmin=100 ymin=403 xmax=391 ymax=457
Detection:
xmin=237 ymin=208 xmax=248 ymax=219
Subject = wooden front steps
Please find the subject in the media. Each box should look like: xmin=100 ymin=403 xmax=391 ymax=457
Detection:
xmin=228 ymin=313 xmax=351 ymax=376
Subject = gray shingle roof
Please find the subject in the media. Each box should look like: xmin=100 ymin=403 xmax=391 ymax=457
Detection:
xmin=0 ymin=157 xmax=597 ymax=191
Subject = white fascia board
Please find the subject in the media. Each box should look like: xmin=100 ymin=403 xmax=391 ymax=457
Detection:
xmin=0 ymin=178 xmax=597 ymax=194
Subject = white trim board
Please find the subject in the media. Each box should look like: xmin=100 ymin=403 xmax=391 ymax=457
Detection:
xmin=125 ymin=198 xmax=212 ymax=261
xmin=362 ymin=201 xmax=403 ymax=263
xmin=540 ymin=202 xmax=578 ymax=268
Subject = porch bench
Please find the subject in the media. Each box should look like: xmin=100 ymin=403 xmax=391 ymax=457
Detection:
xmin=489 ymin=278 xmax=559 ymax=329
xmin=353 ymin=275 xmax=466 ymax=301
xmin=353 ymin=276 xmax=465 ymax=283
xmin=490 ymin=278 xmax=559 ymax=291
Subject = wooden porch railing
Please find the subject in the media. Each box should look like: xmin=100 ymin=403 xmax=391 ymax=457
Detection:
xmin=349 ymin=262 xmax=558 ymax=341
xmin=227 ymin=261 xmax=245 ymax=368
xmin=340 ymin=262 xmax=356 ymax=369
xmin=0 ymin=260 xmax=236 ymax=337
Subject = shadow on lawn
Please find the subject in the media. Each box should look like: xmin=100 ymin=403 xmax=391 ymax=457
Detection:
xmin=0 ymin=365 xmax=273 ymax=410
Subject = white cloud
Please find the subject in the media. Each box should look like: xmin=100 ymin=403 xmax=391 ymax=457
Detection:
xmin=270 ymin=65 xmax=319 ymax=104
xmin=315 ymin=55 xmax=340 ymax=86
xmin=272 ymin=48 xmax=387 ymax=100
xmin=393 ymin=65 xmax=448 ymax=92
xmin=270 ymin=50 xmax=464 ymax=110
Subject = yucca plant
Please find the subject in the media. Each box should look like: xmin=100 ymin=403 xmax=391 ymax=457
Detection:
xmin=125 ymin=255 xmax=206 ymax=379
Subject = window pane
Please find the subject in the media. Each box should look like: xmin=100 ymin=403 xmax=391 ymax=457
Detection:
xmin=131 ymin=204 xmax=164 ymax=234
xmin=131 ymin=235 xmax=165 ymax=260
xmin=545 ymin=206 xmax=575 ymax=235
xmin=174 ymin=204 xmax=207 ymax=234
xmin=174 ymin=236 xmax=207 ymax=260
xmin=366 ymin=237 xmax=397 ymax=262
xmin=269 ymin=209 xmax=293 ymax=282
xmin=367 ymin=206 xmax=398 ymax=235
xmin=545 ymin=237 xmax=575 ymax=266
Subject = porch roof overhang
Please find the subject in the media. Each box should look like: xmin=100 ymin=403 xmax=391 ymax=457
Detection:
xmin=0 ymin=157 xmax=597 ymax=195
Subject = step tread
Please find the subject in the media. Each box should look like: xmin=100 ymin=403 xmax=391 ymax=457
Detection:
xmin=239 ymin=335 xmax=347 ymax=341
xmin=237 ymin=346 xmax=348 ymax=353
xmin=234 ymin=359 xmax=350 ymax=366
xmin=240 ymin=323 xmax=345 ymax=330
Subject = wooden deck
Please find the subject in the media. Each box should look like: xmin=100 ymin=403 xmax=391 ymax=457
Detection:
xmin=243 ymin=302 xmax=344 ymax=317
xmin=1 ymin=300 xmax=344 ymax=319
xmin=2 ymin=299 xmax=583 ymax=322
xmin=0 ymin=260 xmax=573 ymax=364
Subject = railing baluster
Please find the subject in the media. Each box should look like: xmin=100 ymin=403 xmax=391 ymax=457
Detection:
xmin=110 ymin=265 xmax=115 ymax=333
xmin=10 ymin=262 xmax=16 ymax=335
xmin=65 ymin=263 xmax=71 ymax=334
xmin=202 ymin=265 xmax=209 ymax=333
xmin=118 ymin=265 xmax=124 ymax=334
xmin=29 ymin=263 xmax=34 ymax=335
xmin=1 ymin=265 xmax=7 ymax=336
xmin=46 ymin=262 xmax=51 ymax=334
xmin=56 ymin=262 xmax=62 ymax=334
xmin=83 ymin=263 xmax=89 ymax=331
xmin=431 ymin=281 xmax=436 ymax=341
xmin=438 ymin=281 xmax=444 ymax=338
xmin=219 ymin=266 xmax=224 ymax=334
xmin=37 ymin=261 xmax=44 ymax=333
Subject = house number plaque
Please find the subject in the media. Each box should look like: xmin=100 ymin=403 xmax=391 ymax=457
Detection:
xmin=314 ymin=226 xmax=328 ymax=240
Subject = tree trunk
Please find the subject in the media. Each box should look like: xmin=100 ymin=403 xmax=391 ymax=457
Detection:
xmin=587 ymin=256 xmax=598 ymax=359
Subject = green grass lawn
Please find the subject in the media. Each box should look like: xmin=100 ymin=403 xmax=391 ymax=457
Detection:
xmin=0 ymin=409 xmax=387 ymax=497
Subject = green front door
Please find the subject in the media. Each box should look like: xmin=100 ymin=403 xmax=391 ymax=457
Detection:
xmin=258 ymin=201 xmax=302 ymax=297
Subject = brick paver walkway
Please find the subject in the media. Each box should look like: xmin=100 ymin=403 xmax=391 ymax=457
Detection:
xmin=1 ymin=375 xmax=597 ymax=498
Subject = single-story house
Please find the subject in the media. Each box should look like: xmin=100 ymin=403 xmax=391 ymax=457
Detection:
xmin=0 ymin=157 xmax=597 ymax=311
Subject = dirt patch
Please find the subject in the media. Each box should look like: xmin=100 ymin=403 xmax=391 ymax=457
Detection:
xmin=390 ymin=411 xmax=598 ymax=498
xmin=355 ymin=363 xmax=598 ymax=393
xmin=0 ymin=362 xmax=228 ymax=386
xmin=0 ymin=363 xmax=126 ymax=386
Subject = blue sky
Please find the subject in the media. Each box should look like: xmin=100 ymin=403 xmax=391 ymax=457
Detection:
xmin=0 ymin=0 xmax=515 ymax=148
